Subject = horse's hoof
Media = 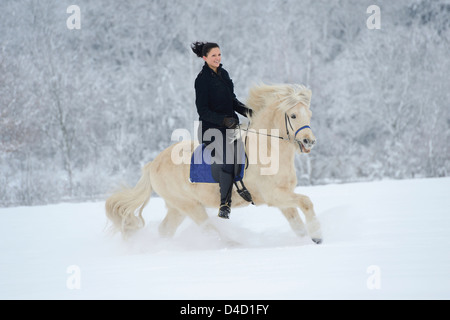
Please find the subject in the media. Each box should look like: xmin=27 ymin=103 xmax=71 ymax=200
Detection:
xmin=312 ymin=238 xmax=322 ymax=245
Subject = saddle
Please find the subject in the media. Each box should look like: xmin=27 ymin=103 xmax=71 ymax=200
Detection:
xmin=189 ymin=142 xmax=254 ymax=204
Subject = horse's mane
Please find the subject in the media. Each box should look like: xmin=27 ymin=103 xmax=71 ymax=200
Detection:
xmin=246 ymin=83 xmax=312 ymax=115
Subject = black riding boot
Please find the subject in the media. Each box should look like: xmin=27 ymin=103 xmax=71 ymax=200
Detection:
xmin=218 ymin=169 xmax=234 ymax=219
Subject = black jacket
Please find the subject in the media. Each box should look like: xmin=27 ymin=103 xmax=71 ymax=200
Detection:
xmin=195 ymin=63 xmax=250 ymax=134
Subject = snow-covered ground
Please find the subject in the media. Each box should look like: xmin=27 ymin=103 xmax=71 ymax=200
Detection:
xmin=1 ymin=177 xmax=449 ymax=300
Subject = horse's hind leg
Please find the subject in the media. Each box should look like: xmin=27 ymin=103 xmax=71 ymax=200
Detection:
xmin=280 ymin=208 xmax=307 ymax=238
xmin=159 ymin=206 xmax=186 ymax=238
xmin=180 ymin=201 xmax=239 ymax=245
xmin=158 ymin=201 xmax=215 ymax=238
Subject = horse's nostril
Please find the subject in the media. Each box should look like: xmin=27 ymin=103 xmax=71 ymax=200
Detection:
xmin=303 ymin=139 xmax=309 ymax=145
xmin=311 ymin=139 xmax=316 ymax=145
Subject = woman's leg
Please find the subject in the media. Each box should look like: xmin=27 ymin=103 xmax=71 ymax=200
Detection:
xmin=218 ymin=130 xmax=237 ymax=218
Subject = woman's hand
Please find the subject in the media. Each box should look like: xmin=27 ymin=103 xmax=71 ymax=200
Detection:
xmin=223 ymin=117 xmax=238 ymax=129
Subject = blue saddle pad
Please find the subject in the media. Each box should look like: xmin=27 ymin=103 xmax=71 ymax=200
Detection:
xmin=189 ymin=143 xmax=246 ymax=183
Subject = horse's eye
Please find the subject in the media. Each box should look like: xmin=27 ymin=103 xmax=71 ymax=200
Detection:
xmin=290 ymin=114 xmax=296 ymax=119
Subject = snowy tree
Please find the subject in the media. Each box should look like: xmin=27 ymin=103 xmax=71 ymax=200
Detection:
xmin=0 ymin=0 xmax=448 ymax=206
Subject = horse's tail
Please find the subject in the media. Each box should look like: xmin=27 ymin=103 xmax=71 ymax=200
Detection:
xmin=105 ymin=161 xmax=153 ymax=238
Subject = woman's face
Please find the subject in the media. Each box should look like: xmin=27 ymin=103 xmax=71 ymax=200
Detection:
xmin=203 ymin=47 xmax=221 ymax=71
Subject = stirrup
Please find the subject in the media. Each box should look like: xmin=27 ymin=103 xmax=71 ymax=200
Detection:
xmin=234 ymin=180 xmax=254 ymax=205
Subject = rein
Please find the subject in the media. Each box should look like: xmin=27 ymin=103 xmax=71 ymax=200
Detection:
xmin=238 ymin=112 xmax=311 ymax=152
xmin=238 ymin=113 xmax=311 ymax=151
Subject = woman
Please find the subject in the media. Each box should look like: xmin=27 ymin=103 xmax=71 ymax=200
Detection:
xmin=191 ymin=41 xmax=252 ymax=219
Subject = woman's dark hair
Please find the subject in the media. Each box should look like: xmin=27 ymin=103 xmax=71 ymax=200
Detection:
xmin=191 ymin=41 xmax=220 ymax=58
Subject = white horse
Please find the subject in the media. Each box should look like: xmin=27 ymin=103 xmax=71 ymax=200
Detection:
xmin=105 ymin=83 xmax=323 ymax=244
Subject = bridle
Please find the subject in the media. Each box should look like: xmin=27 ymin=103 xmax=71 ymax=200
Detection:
xmin=284 ymin=112 xmax=311 ymax=142
xmin=238 ymin=112 xmax=312 ymax=153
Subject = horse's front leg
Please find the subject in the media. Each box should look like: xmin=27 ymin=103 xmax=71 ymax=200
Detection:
xmin=279 ymin=208 xmax=307 ymax=238
xmin=269 ymin=188 xmax=322 ymax=244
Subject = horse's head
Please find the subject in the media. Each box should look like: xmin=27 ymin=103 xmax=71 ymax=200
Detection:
xmin=246 ymin=83 xmax=316 ymax=154
xmin=285 ymin=102 xmax=316 ymax=154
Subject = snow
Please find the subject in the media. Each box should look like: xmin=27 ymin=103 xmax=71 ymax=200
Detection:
xmin=1 ymin=177 xmax=449 ymax=300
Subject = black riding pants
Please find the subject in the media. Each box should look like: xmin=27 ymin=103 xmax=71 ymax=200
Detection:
xmin=199 ymin=127 xmax=240 ymax=206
